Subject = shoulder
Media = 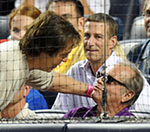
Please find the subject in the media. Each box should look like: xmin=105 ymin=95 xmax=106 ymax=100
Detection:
xmin=127 ymin=39 xmax=150 ymax=63
xmin=127 ymin=41 xmax=145 ymax=63
xmin=71 ymin=59 xmax=87 ymax=68
xmin=66 ymin=59 xmax=87 ymax=75
xmin=128 ymin=39 xmax=149 ymax=54
xmin=0 ymin=40 xmax=19 ymax=51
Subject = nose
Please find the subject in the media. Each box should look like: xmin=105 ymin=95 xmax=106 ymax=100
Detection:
xmin=20 ymin=30 xmax=26 ymax=39
xmin=12 ymin=34 xmax=21 ymax=40
xmin=87 ymin=36 xmax=95 ymax=46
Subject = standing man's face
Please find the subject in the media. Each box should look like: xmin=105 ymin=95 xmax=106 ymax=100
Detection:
xmin=144 ymin=1 xmax=150 ymax=38
xmin=37 ymin=41 xmax=74 ymax=72
xmin=48 ymin=1 xmax=84 ymax=33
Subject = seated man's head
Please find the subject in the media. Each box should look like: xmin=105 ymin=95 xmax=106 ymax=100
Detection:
xmin=83 ymin=13 xmax=118 ymax=74
xmin=94 ymin=61 xmax=143 ymax=116
xmin=1 ymin=85 xmax=30 ymax=118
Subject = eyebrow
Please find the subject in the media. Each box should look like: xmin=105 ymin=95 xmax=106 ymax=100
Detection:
xmin=62 ymin=14 xmax=72 ymax=17
xmin=12 ymin=26 xmax=19 ymax=29
xmin=94 ymin=33 xmax=103 ymax=37
xmin=84 ymin=32 xmax=104 ymax=37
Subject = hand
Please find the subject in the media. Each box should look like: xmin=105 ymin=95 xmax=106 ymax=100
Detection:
xmin=91 ymin=77 xmax=104 ymax=106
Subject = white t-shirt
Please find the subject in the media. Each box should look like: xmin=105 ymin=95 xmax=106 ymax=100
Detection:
xmin=0 ymin=40 xmax=54 ymax=111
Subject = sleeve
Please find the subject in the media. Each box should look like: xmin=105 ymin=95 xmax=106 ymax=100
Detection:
xmin=127 ymin=43 xmax=143 ymax=63
xmin=25 ymin=70 xmax=54 ymax=91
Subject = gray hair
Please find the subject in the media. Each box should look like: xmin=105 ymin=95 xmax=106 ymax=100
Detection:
xmin=117 ymin=60 xmax=143 ymax=107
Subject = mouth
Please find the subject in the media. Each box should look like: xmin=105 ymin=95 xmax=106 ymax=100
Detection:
xmin=86 ymin=49 xmax=98 ymax=53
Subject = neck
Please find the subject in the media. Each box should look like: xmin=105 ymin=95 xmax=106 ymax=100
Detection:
xmin=89 ymin=61 xmax=103 ymax=76
xmin=89 ymin=51 xmax=113 ymax=75
xmin=1 ymin=99 xmax=26 ymax=118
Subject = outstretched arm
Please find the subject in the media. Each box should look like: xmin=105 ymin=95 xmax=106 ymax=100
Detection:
xmin=50 ymin=71 xmax=88 ymax=96
xmin=26 ymin=70 xmax=99 ymax=99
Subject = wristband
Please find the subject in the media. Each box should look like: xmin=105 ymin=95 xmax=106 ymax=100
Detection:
xmin=86 ymin=84 xmax=94 ymax=97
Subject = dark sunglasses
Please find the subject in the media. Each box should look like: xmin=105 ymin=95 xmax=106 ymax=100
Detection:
xmin=101 ymin=74 xmax=129 ymax=90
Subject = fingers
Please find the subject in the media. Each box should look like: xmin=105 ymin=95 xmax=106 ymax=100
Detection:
xmin=94 ymin=78 xmax=103 ymax=90
xmin=91 ymin=86 xmax=102 ymax=105
xmin=91 ymin=77 xmax=105 ymax=105
xmin=97 ymin=77 xmax=104 ymax=85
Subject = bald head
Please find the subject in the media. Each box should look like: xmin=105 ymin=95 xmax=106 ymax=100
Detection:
xmin=107 ymin=61 xmax=143 ymax=107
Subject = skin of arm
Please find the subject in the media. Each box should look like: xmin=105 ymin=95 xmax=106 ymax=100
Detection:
xmin=50 ymin=71 xmax=89 ymax=96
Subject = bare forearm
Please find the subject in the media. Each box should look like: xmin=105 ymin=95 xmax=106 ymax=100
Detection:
xmin=50 ymin=72 xmax=88 ymax=96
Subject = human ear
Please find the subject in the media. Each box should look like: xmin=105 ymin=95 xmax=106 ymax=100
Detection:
xmin=78 ymin=17 xmax=85 ymax=33
xmin=121 ymin=90 xmax=135 ymax=103
xmin=109 ymin=35 xmax=117 ymax=49
xmin=24 ymin=86 xmax=31 ymax=97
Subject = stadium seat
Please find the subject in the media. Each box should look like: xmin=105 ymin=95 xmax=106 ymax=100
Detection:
xmin=110 ymin=0 xmax=140 ymax=40
xmin=130 ymin=16 xmax=147 ymax=39
xmin=119 ymin=39 xmax=146 ymax=55
xmin=0 ymin=15 xmax=9 ymax=39
xmin=112 ymin=16 xmax=123 ymax=41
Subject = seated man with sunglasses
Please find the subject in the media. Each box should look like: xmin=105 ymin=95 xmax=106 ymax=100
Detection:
xmin=63 ymin=61 xmax=143 ymax=118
